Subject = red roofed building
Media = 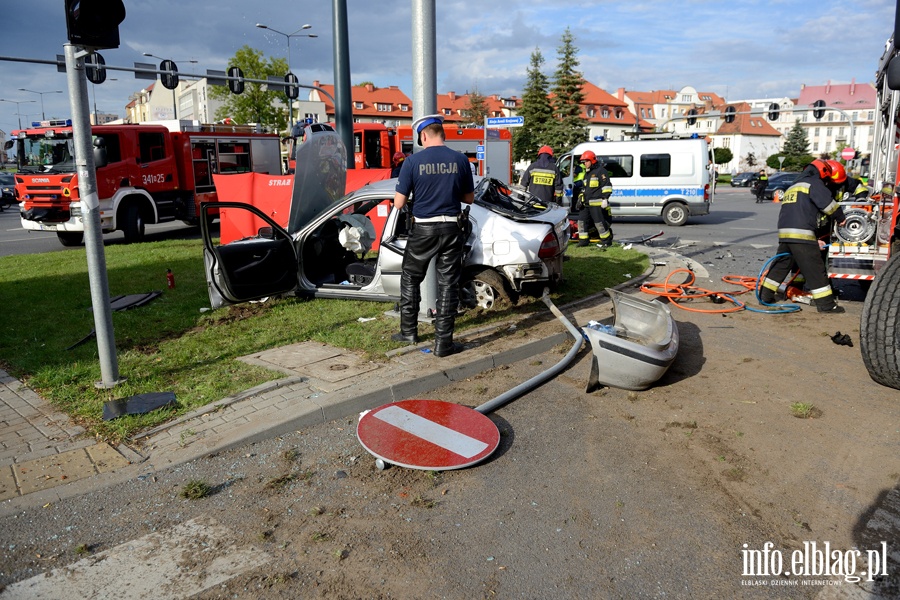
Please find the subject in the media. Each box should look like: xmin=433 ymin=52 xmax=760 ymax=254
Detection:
xmin=309 ymin=81 xmax=413 ymax=126
xmin=796 ymin=80 xmax=876 ymax=159
xmin=578 ymin=81 xmax=643 ymax=140
xmin=435 ymin=91 xmax=521 ymax=125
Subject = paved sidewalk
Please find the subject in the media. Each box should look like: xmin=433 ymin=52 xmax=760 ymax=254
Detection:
xmin=0 ymin=245 xmax=678 ymax=514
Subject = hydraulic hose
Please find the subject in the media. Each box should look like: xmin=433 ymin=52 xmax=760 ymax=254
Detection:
xmin=475 ymin=289 xmax=584 ymax=415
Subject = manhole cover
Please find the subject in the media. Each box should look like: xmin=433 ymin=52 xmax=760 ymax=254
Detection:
xmin=329 ymin=364 xmax=349 ymax=371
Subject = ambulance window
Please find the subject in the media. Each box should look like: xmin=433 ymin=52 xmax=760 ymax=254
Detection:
xmin=640 ymin=153 xmax=671 ymax=178
xmin=600 ymin=155 xmax=633 ymax=178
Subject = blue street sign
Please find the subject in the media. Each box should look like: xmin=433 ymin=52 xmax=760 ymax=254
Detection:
xmin=476 ymin=145 xmax=485 ymax=153
xmin=476 ymin=151 xmax=485 ymax=160
xmin=486 ymin=116 xmax=524 ymax=127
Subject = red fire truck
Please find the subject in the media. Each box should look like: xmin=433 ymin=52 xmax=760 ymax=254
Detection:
xmin=286 ymin=122 xmax=513 ymax=185
xmin=6 ymin=119 xmax=282 ymax=245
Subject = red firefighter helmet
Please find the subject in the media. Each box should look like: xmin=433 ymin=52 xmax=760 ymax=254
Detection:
xmin=825 ymin=159 xmax=848 ymax=184
xmin=392 ymin=152 xmax=405 ymax=166
xmin=538 ymin=145 xmax=553 ymax=157
xmin=810 ymin=159 xmax=834 ymax=181
xmin=580 ymin=150 xmax=597 ymax=165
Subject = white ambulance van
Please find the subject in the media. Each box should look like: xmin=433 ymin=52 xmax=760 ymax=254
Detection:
xmin=557 ymin=136 xmax=715 ymax=226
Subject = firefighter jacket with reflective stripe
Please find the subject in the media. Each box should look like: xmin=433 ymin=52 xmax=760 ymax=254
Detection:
xmin=776 ymin=167 xmax=845 ymax=245
xmin=520 ymin=154 xmax=563 ymax=205
xmin=581 ymin=163 xmax=613 ymax=207
xmin=839 ymin=176 xmax=868 ymax=201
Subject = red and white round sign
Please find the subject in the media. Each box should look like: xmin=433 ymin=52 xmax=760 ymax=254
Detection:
xmin=841 ymin=147 xmax=856 ymax=161
xmin=358 ymin=399 xmax=500 ymax=470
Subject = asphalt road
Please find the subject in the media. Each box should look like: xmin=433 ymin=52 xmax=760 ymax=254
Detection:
xmin=0 ymin=206 xmax=200 ymax=257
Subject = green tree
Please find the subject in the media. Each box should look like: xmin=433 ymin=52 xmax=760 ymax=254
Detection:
xmin=713 ymin=147 xmax=733 ymax=166
xmin=464 ymin=87 xmax=490 ymax=126
xmin=548 ymin=28 xmax=587 ymax=153
xmin=514 ymin=48 xmax=554 ymax=164
xmin=208 ymin=45 xmax=290 ymax=132
xmin=782 ymin=119 xmax=809 ymax=156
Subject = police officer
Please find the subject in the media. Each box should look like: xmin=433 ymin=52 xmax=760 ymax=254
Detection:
xmin=759 ymin=159 xmax=847 ymax=313
xmin=392 ymin=114 xmax=475 ymax=357
xmin=578 ymin=150 xmax=614 ymax=247
xmin=754 ymin=169 xmax=769 ymax=203
xmin=520 ymin=145 xmax=563 ymax=205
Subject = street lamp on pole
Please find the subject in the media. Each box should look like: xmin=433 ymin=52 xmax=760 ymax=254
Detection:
xmin=142 ymin=53 xmax=198 ymax=120
xmin=255 ymin=23 xmax=317 ymax=129
xmin=17 ymin=88 xmax=63 ymax=121
xmin=0 ymin=98 xmax=37 ymax=129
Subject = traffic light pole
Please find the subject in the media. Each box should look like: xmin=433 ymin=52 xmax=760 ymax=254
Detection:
xmin=64 ymin=44 xmax=121 ymax=388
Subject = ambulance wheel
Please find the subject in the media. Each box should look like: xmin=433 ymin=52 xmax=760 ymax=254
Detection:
xmin=122 ymin=203 xmax=146 ymax=244
xmin=860 ymin=251 xmax=900 ymax=390
xmin=662 ymin=202 xmax=688 ymax=227
xmin=57 ymin=232 xmax=84 ymax=247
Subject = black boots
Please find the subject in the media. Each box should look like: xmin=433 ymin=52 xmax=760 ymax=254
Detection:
xmin=391 ymin=332 xmax=418 ymax=344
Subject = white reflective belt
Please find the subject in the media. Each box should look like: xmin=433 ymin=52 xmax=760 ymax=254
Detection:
xmin=415 ymin=215 xmax=458 ymax=223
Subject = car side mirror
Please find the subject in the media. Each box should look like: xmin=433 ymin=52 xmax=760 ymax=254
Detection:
xmin=92 ymin=138 xmax=108 ymax=168
xmin=258 ymin=226 xmax=275 ymax=239
xmin=3 ymin=140 xmax=12 ymax=151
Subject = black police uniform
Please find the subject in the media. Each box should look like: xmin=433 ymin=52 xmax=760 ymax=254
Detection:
xmin=394 ymin=145 xmax=474 ymax=356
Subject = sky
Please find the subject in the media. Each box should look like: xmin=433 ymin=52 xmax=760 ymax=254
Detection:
xmin=0 ymin=0 xmax=896 ymax=136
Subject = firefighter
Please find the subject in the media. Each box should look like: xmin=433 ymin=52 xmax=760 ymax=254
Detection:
xmin=390 ymin=152 xmax=406 ymax=178
xmin=759 ymin=159 xmax=847 ymax=313
xmin=578 ymin=150 xmax=614 ymax=248
xmin=519 ymin=145 xmax=563 ymax=205
xmin=827 ymin=160 xmax=867 ymax=201
xmin=754 ymin=169 xmax=769 ymax=203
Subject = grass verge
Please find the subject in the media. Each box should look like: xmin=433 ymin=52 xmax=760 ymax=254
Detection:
xmin=0 ymin=237 xmax=646 ymax=443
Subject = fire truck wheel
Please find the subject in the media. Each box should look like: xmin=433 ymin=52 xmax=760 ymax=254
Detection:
xmin=57 ymin=232 xmax=84 ymax=247
xmin=122 ymin=203 xmax=146 ymax=244
xmin=860 ymin=250 xmax=900 ymax=390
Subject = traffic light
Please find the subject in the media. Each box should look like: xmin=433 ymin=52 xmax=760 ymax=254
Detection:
xmin=768 ymin=102 xmax=779 ymax=121
xmin=686 ymin=108 xmax=697 ymax=126
xmin=724 ymin=106 xmax=736 ymax=123
xmin=812 ymin=99 xmax=826 ymax=120
xmin=65 ymin=0 xmax=126 ymax=50
xmin=227 ymin=67 xmax=245 ymax=95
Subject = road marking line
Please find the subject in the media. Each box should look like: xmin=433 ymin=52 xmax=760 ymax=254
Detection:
xmin=374 ymin=405 xmax=489 ymax=458
xmin=1 ymin=517 xmax=269 ymax=599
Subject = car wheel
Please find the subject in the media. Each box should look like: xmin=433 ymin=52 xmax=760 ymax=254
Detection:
xmin=662 ymin=202 xmax=689 ymax=227
xmin=57 ymin=232 xmax=84 ymax=246
xmin=461 ymin=268 xmax=512 ymax=311
xmin=122 ymin=203 xmax=146 ymax=244
xmin=773 ymin=189 xmax=785 ymax=203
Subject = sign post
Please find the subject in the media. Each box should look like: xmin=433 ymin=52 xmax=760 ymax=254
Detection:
xmin=483 ymin=116 xmax=524 ymax=178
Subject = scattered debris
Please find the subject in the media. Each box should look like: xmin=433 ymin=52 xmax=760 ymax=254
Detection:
xmin=102 ymin=392 xmax=176 ymax=421
xmin=830 ymin=331 xmax=853 ymax=347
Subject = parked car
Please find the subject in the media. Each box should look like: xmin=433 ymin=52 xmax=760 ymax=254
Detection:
xmin=0 ymin=172 xmax=15 ymax=210
xmin=761 ymin=172 xmax=801 ymax=202
xmin=200 ymin=127 xmax=570 ymax=312
xmin=730 ymin=171 xmax=759 ymax=187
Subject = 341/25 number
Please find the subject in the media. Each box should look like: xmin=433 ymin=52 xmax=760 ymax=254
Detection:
xmin=142 ymin=173 xmax=166 ymax=185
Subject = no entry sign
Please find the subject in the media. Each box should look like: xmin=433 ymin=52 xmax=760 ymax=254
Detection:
xmin=357 ymin=399 xmax=500 ymax=470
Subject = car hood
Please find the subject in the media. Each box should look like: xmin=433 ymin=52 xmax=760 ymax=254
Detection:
xmin=287 ymin=123 xmax=347 ymax=234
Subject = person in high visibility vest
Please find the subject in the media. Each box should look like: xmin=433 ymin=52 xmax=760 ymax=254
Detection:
xmin=827 ymin=160 xmax=867 ymax=201
xmin=754 ymin=169 xmax=769 ymax=203
xmin=519 ymin=145 xmax=563 ymax=205
xmin=578 ymin=150 xmax=614 ymax=247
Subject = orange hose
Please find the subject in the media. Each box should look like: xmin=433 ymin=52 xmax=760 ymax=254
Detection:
xmin=639 ymin=269 xmax=757 ymax=314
